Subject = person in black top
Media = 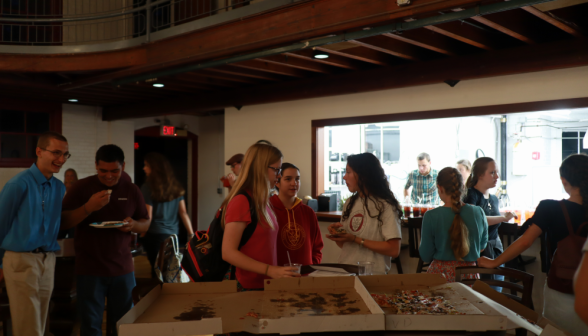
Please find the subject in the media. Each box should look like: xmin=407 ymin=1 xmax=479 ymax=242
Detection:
xmin=463 ymin=157 xmax=516 ymax=291
xmin=478 ymin=154 xmax=588 ymax=336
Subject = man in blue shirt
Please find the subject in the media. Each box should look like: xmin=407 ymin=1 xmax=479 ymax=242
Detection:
xmin=0 ymin=131 xmax=69 ymax=336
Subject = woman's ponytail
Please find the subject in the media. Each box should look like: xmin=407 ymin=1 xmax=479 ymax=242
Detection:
xmin=438 ymin=167 xmax=470 ymax=260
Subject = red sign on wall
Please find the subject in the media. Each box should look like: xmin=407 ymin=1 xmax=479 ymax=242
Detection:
xmin=161 ymin=125 xmax=176 ymax=136
xmin=532 ymin=152 xmax=540 ymax=160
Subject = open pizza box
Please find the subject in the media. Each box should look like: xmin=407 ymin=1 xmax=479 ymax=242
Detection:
xmin=118 ymin=276 xmax=384 ymax=335
xmin=359 ymin=273 xmax=541 ymax=332
xmin=471 ymin=280 xmax=571 ymax=336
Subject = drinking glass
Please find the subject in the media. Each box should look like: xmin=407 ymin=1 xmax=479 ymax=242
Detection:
xmin=285 ymin=263 xmax=301 ymax=274
xmin=357 ymin=261 xmax=374 ymax=276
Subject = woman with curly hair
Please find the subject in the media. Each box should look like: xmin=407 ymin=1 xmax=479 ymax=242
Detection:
xmin=478 ymin=154 xmax=588 ymax=336
xmin=420 ymin=167 xmax=488 ymax=282
xmin=142 ymin=152 xmax=194 ymax=278
xmin=326 ymin=153 xmax=402 ymax=275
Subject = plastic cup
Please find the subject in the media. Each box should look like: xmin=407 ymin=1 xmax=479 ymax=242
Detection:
xmin=285 ymin=263 xmax=301 ymax=274
xmin=357 ymin=261 xmax=374 ymax=276
xmin=403 ymin=206 xmax=411 ymax=218
xmin=413 ymin=206 xmax=422 ymax=217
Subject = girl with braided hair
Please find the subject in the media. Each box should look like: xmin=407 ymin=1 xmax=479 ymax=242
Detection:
xmin=420 ymin=167 xmax=488 ymax=282
xmin=326 ymin=153 xmax=403 ymax=275
xmin=478 ymin=154 xmax=588 ymax=336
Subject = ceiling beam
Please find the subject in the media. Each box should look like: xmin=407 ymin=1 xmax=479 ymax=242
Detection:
xmin=189 ymin=70 xmax=265 ymax=84
xmin=382 ymin=30 xmax=461 ymax=56
xmin=232 ymin=60 xmax=311 ymax=78
xmin=348 ymin=35 xmax=438 ymax=61
xmin=285 ymin=50 xmax=364 ymax=70
xmin=256 ymin=55 xmax=340 ymax=74
xmin=521 ymin=6 xmax=583 ymax=37
xmin=55 ymin=0 xmax=492 ymax=90
xmin=174 ymin=74 xmax=243 ymax=88
xmin=207 ymin=65 xmax=286 ymax=81
xmin=0 ymin=48 xmax=147 ymax=73
xmin=316 ymin=46 xmax=398 ymax=66
xmin=102 ymin=38 xmax=588 ymax=120
xmin=470 ymin=16 xmax=535 ymax=44
xmin=424 ymin=21 xmax=500 ymax=50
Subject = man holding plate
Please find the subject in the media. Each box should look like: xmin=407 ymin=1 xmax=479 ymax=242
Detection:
xmin=61 ymin=144 xmax=150 ymax=336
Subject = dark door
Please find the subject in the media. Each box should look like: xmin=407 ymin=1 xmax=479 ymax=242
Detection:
xmin=134 ymin=136 xmax=190 ymax=244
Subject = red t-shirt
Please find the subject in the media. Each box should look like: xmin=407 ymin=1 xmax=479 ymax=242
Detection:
xmin=269 ymin=195 xmax=323 ymax=266
xmin=225 ymin=194 xmax=278 ymax=289
xmin=62 ymin=173 xmax=149 ymax=277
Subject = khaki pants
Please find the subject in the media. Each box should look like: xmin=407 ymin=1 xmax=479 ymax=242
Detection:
xmin=3 ymin=251 xmax=56 ymax=336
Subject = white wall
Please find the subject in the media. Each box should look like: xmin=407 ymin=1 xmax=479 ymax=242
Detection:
xmin=225 ymin=66 xmax=588 ymax=199
xmin=55 ymin=104 xmax=135 ymax=183
xmin=0 ymin=104 xmax=135 ymax=190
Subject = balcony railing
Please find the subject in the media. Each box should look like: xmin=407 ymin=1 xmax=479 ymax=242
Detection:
xmin=0 ymin=0 xmax=286 ymax=47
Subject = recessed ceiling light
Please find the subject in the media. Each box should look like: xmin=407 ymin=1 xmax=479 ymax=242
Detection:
xmin=153 ymin=83 xmax=165 ymax=88
xmin=68 ymin=99 xmax=78 ymax=102
xmin=313 ymin=50 xmax=329 ymax=59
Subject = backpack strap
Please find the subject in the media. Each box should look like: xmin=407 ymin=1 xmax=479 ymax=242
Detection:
xmin=229 ymin=191 xmax=260 ymax=281
xmin=559 ymin=201 xmax=575 ymax=236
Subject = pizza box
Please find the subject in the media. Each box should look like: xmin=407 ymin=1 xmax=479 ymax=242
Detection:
xmin=359 ymin=273 xmax=511 ymax=331
xmin=257 ymin=276 xmax=385 ymax=334
xmin=471 ymin=280 xmax=571 ymax=336
xmin=117 ymin=281 xmax=230 ymax=336
xmin=117 ymin=276 xmax=384 ymax=335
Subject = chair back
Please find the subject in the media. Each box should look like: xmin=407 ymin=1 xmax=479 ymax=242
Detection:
xmin=407 ymin=217 xmax=423 ymax=259
xmin=455 ymin=266 xmax=534 ymax=309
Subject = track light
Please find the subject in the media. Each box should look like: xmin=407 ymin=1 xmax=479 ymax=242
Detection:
xmin=313 ymin=50 xmax=329 ymax=59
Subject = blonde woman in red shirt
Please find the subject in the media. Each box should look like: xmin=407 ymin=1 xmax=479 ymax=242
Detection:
xmin=221 ymin=143 xmax=300 ymax=291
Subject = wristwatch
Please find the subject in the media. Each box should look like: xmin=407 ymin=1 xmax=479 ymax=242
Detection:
xmin=360 ymin=238 xmax=365 ymax=248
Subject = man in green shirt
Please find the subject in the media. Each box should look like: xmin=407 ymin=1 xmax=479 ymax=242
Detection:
xmin=403 ymin=152 xmax=439 ymax=205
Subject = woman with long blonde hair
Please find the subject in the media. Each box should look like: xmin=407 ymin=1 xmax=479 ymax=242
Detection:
xmin=420 ymin=167 xmax=488 ymax=282
xmin=221 ymin=143 xmax=299 ymax=291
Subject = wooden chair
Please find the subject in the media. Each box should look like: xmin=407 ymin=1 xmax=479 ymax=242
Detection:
xmin=407 ymin=217 xmax=429 ymax=273
xmin=499 ymin=222 xmax=537 ymax=272
xmin=454 ymin=266 xmax=534 ymax=309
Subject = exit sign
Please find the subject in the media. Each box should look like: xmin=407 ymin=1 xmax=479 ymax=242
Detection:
xmin=161 ymin=125 xmax=176 ymax=136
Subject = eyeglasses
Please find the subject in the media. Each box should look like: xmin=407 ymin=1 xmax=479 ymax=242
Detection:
xmin=231 ymin=163 xmax=240 ymax=169
xmin=268 ymin=166 xmax=282 ymax=175
xmin=41 ymin=148 xmax=72 ymax=160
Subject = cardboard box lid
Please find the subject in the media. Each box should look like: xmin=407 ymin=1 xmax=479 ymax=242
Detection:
xmin=359 ymin=273 xmax=448 ymax=290
xmin=117 ymin=281 xmax=238 ymax=336
xmin=472 ymin=280 xmax=543 ymax=334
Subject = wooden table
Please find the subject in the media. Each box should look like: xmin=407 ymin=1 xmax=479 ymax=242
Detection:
xmin=316 ymin=211 xmax=342 ymax=222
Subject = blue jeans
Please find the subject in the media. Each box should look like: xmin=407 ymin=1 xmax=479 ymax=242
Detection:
xmin=77 ymin=272 xmax=136 ymax=336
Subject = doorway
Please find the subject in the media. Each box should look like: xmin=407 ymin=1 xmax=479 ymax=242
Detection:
xmin=134 ymin=126 xmax=198 ymax=244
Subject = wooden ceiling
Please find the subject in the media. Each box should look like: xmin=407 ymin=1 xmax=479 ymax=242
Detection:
xmin=0 ymin=0 xmax=587 ymax=120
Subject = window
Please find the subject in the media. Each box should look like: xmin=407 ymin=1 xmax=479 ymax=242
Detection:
xmin=562 ymin=131 xmax=588 ymax=160
xmin=0 ymin=110 xmax=50 ymax=159
xmin=0 ymin=101 xmax=61 ymax=168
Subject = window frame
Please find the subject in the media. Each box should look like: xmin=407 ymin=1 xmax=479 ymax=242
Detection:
xmin=0 ymin=99 xmax=62 ymax=168
xmin=311 ymin=97 xmax=588 ymax=198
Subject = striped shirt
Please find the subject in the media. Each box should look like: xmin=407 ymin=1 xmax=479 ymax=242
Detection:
xmin=404 ymin=169 xmax=439 ymax=205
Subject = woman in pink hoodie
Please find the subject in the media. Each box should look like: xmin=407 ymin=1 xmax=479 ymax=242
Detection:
xmin=270 ymin=163 xmax=324 ymax=266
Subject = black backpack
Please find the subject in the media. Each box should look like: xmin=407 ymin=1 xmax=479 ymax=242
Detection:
xmin=182 ymin=192 xmax=258 ymax=282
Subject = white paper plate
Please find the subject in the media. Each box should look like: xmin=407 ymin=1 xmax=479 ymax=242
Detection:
xmin=90 ymin=221 xmax=126 ymax=228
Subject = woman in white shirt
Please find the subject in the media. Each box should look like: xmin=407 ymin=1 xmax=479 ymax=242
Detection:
xmin=326 ymin=153 xmax=402 ymax=275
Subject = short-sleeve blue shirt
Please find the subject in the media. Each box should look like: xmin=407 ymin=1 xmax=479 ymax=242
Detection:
xmin=0 ymin=164 xmax=66 ymax=267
